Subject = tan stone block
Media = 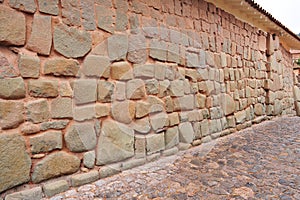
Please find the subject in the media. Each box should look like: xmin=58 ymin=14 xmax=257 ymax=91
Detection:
xmin=168 ymin=112 xmax=179 ymax=126
xmin=110 ymin=61 xmax=133 ymax=80
xmin=126 ymin=79 xmax=146 ymax=100
xmin=112 ymin=100 xmax=135 ymax=124
xmin=18 ymin=54 xmax=40 ymax=78
xmin=44 ymin=58 xmax=79 ymax=77
xmin=95 ymin=103 xmax=110 ymax=118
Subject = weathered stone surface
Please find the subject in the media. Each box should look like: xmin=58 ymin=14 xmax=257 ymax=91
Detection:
xmin=170 ymin=80 xmax=184 ymax=97
xmin=21 ymin=122 xmax=40 ymax=134
xmin=27 ymin=15 xmax=52 ymax=55
xmin=44 ymin=58 xmax=79 ymax=77
xmin=0 ymin=100 xmax=24 ymax=129
xmin=99 ymin=164 xmax=121 ymax=178
xmin=220 ymin=93 xmax=235 ymax=115
xmin=127 ymin=33 xmax=147 ymax=64
xmin=133 ymin=64 xmax=155 ymax=78
xmin=126 ymin=79 xmax=146 ymax=99
xmin=54 ymin=24 xmax=92 ymax=58
xmin=112 ymin=100 xmax=135 ymax=124
xmin=43 ymin=180 xmax=69 ymax=197
xmin=116 ymin=11 xmax=128 ymax=31
xmin=195 ymin=93 xmax=206 ymax=109
xmin=96 ymin=120 xmax=134 ymax=165
xmin=38 ymin=0 xmax=59 ymax=15
xmin=9 ymin=0 xmax=36 ymax=13
xmin=173 ymin=95 xmax=195 ymax=111
xmin=146 ymin=133 xmax=165 ymax=155
xmin=145 ymin=79 xmax=159 ymax=95
xmin=40 ymin=120 xmax=69 ymax=131
xmin=235 ymin=110 xmax=246 ymax=124
xmin=65 ymin=123 xmax=97 ymax=152
xmin=0 ymin=54 xmax=18 ymax=78
xmin=110 ymin=61 xmax=133 ymax=80
xmin=165 ymin=126 xmax=179 ymax=149
xmin=26 ymin=99 xmax=50 ymax=123
xmin=150 ymin=39 xmax=167 ymax=61
xmin=135 ymin=135 xmax=146 ymax=158
xmin=32 ymin=152 xmax=80 ymax=183
xmin=95 ymin=103 xmax=110 ymax=118
xmin=136 ymin=101 xmax=150 ymax=118
xmin=83 ymin=55 xmax=110 ymax=78
xmin=131 ymin=117 xmax=151 ymax=134
xmin=108 ymin=34 xmax=128 ymax=61
xmin=150 ymin=112 xmax=169 ymax=131
xmin=74 ymin=105 xmax=95 ymax=121
xmin=80 ymin=0 xmax=96 ymax=30
xmin=97 ymin=80 xmax=114 ymax=103
xmin=18 ymin=54 xmax=40 ymax=78
xmin=95 ymin=5 xmax=114 ymax=33
xmin=51 ymin=97 xmax=73 ymax=119
xmin=0 ymin=77 xmax=25 ymax=99
xmin=61 ymin=0 xmax=81 ymax=26
xmin=5 ymin=187 xmax=42 ymax=200
xmin=254 ymin=103 xmax=265 ymax=116
xmin=70 ymin=170 xmax=99 ymax=187
xmin=0 ymin=133 xmax=31 ymax=193
xmin=59 ymin=81 xmax=73 ymax=97
xmin=179 ymin=122 xmax=195 ymax=144
xmin=74 ymin=79 xmax=97 ymax=105
xmin=30 ymin=131 xmax=62 ymax=154
xmin=28 ymin=80 xmax=59 ymax=98
xmin=0 ymin=5 xmax=26 ymax=45
xmin=83 ymin=151 xmax=95 ymax=169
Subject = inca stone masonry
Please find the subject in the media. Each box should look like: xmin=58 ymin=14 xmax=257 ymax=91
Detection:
xmin=1 ymin=0 xmax=300 ymax=198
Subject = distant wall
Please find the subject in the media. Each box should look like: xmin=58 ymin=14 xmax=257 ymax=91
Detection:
xmin=0 ymin=0 xmax=296 ymax=198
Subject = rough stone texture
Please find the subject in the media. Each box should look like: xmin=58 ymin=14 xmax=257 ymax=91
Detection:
xmin=0 ymin=77 xmax=26 ymax=99
xmin=95 ymin=103 xmax=110 ymax=118
xmin=40 ymin=120 xmax=69 ymax=131
xmin=59 ymin=81 xmax=73 ymax=97
xmin=0 ymin=54 xmax=18 ymax=78
xmin=74 ymin=104 xmax=95 ymax=121
xmin=146 ymin=133 xmax=165 ymax=155
xmin=150 ymin=112 xmax=169 ymax=131
xmin=5 ymin=187 xmax=42 ymax=200
xmin=135 ymin=135 xmax=146 ymax=158
xmin=179 ymin=122 xmax=195 ymax=144
xmin=131 ymin=117 xmax=151 ymax=134
xmin=21 ymin=122 xmax=40 ymax=134
xmin=0 ymin=100 xmax=24 ymax=129
xmin=0 ymin=133 xmax=31 ymax=193
xmin=44 ymin=58 xmax=79 ymax=77
xmin=136 ymin=101 xmax=150 ymax=118
xmin=133 ymin=64 xmax=155 ymax=78
xmin=127 ymin=33 xmax=147 ymax=64
xmin=18 ymin=54 xmax=40 ymax=78
xmin=70 ymin=170 xmax=99 ymax=187
xmin=54 ymin=24 xmax=92 ymax=58
xmin=170 ymin=80 xmax=185 ymax=97
xmin=235 ymin=110 xmax=247 ymax=124
xmin=61 ymin=0 xmax=81 ymax=26
xmin=111 ymin=100 xmax=135 ymax=124
xmin=110 ymin=61 xmax=133 ymax=80
xmin=99 ymin=164 xmax=121 ymax=178
xmin=0 ymin=5 xmax=26 ymax=45
xmin=27 ymin=15 xmax=52 ymax=55
xmin=26 ymin=99 xmax=50 ymax=123
xmin=65 ymin=123 xmax=97 ymax=152
xmin=108 ymin=34 xmax=128 ymax=61
xmin=173 ymin=95 xmax=195 ymax=111
xmin=96 ymin=120 xmax=134 ymax=165
xmin=220 ymin=93 xmax=236 ymax=115
xmin=95 ymin=5 xmax=114 ymax=33
xmin=165 ymin=126 xmax=179 ymax=149
xmin=31 ymin=152 xmax=80 ymax=183
xmin=38 ymin=0 xmax=59 ymax=15
xmin=9 ymin=0 xmax=36 ymax=13
xmin=127 ymin=79 xmax=146 ymax=99
xmin=43 ymin=180 xmax=69 ymax=197
xmin=74 ymin=79 xmax=97 ymax=105
xmin=28 ymin=80 xmax=59 ymax=98
xmin=83 ymin=55 xmax=110 ymax=78
xmin=83 ymin=151 xmax=96 ymax=169
xmin=51 ymin=97 xmax=73 ymax=119
xmin=30 ymin=131 xmax=62 ymax=154
xmin=80 ymin=0 xmax=96 ymax=31
xmin=97 ymin=81 xmax=114 ymax=103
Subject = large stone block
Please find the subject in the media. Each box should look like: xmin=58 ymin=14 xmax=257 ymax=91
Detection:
xmin=0 ymin=54 xmax=18 ymax=78
xmin=146 ymin=133 xmax=165 ymax=155
xmin=0 ymin=77 xmax=25 ymax=99
xmin=126 ymin=79 xmax=146 ymax=99
xmin=133 ymin=64 xmax=155 ymax=79
xmin=83 ymin=151 xmax=96 ymax=169
xmin=95 ymin=5 xmax=114 ymax=33
xmin=26 ymin=99 xmax=50 ymax=123
xmin=111 ymin=100 xmax=135 ymax=124
xmin=170 ymin=79 xmax=184 ymax=97
xmin=32 ymin=152 xmax=80 ymax=183
xmin=44 ymin=58 xmax=79 ymax=77
xmin=165 ymin=126 xmax=179 ymax=149
xmin=173 ymin=95 xmax=194 ymax=111
xmin=234 ymin=110 xmax=246 ymax=124
xmin=108 ymin=34 xmax=128 ymax=61
xmin=131 ymin=117 xmax=151 ymax=134
xmin=115 ymin=11 xmax=128 ymax=31
xmin=110 ymin=61 xmax=133 ymax=80
xmin=80 ymin=0 xmax=96 ymax=31
xmin=83 ymin=55 xmax=111 ymax=78
xmin=220 ymin=93 xmax=235 ymax=116
xmin=9 ymin=0 xmax=36 ymax=13
xmin=51 ymin=97 xmax=73 ymax=119
xmin=43 ymin=180 xmax=69 ymax=197
xmin=0 ymin=133 xmax=31 ymax=193
xmin=54 ymin=24 xmax=92 ymax=58
xmin=38 ymin=0 xmax=59 ymax=15
xmin=150 ymin=39 xmax=167 ymax=61
xmin=5 ymin=187 xmax=42 ymax=200
xmin=61 ymin=0 xmax=81 ymax=26
xmin=74 ymin=104 xmax=95 ymax=122
xmin=95 ymin=103 xmax=110 ymax=118
xmin=74 ymin=79 xmax=97 ymax=105
xmin=0 ymin=5 xmax=26 ymax=45
xmin=27 ymin=15 xmax=52 ymax=55
xmin=150 ymin=112 xmax=169 ymax=131
xmin=179 ymin=122 xmax=195 ymax=143
xmin=97 ymin=80 xmax=114 ymax=103
xmin=30 ymin=131 xmax=62 ymax=154
xmin=0 ymin=100 xmax=24 ymax=129
xmin=28 ymin=80 xmax=59 ymax=98
xmin=18 ymin=54 xmax=40 ymax=78
xmin=127 ymin=33 xmax=147 ymax=64
xmin=65 ymin=122 xmax=97 ymax=152
xmin=40 ymin=120 xmax=69 ymax=131
xmin=96 ymin=120 xmax=134 ymax=165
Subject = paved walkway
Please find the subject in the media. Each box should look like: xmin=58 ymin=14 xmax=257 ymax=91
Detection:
xmin=47 ymin=117 xmax=300 ymax=200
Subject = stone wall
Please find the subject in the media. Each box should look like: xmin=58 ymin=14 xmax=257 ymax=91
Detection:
xmin=0 ymin=0 xmax=297 ymax=197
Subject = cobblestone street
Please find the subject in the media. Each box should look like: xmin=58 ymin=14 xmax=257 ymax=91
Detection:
xmin=46 ymin=117 xmax=300 ymax=200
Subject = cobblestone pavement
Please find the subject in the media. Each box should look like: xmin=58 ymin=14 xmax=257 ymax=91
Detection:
xmin=47 ymin=117 xmax=300 ymax=200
